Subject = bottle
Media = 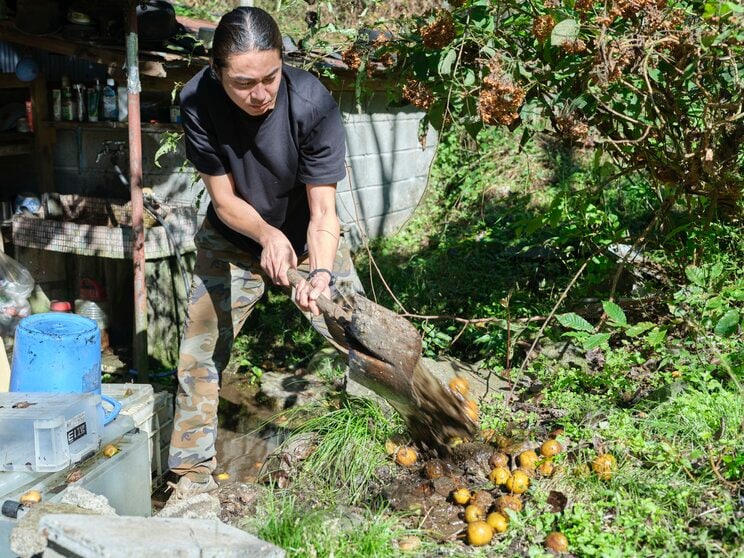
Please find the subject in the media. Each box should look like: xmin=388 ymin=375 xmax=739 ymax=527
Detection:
xmin=101 ymin=78 xmax=118 ymax=121
xmin=73 ymin=84 xmax=86 ymax=122
xmin=87 ymin=79 xmax=101 ymax=122
xmin=116 ymin=85 xmax=128 ymax=122
xmin=60 ymin=75 xmax=73 ymax=121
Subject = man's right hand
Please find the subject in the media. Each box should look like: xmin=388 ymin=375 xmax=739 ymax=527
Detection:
xmin=259 ymin=228 xmax=297 ymax=286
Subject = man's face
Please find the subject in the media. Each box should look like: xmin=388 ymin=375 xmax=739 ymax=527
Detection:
xmin=219 ymin=49 xmax=282 ymax=117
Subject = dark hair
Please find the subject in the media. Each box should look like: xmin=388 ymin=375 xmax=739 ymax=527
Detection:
xmin=212 ymin=7 xmax=282 ymax=69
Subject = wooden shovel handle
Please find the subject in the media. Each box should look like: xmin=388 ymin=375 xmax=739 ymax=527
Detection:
xmin=287 ymin=268 xmax=352 ymax=322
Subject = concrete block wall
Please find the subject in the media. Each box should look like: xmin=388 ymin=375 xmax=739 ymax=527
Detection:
xmin=49 ymin=92 xmax=437 ymax=249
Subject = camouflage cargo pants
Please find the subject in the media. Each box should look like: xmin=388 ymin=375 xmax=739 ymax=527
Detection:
xmin=168 ymin=217 xmax=364 ymax=478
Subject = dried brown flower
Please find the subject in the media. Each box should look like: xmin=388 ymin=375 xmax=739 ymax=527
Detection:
xmin=478 ymin=78 xmax=526 ymax=126
xmin=532 ymin=15 xmax=555 ymax=42
xmin=420 ymin=10 xmax=456 ymax=49
xmin=403 ymin=79 xmax=436 ymax=110
xmin=342 ymin=46 xmax=364 ymax=71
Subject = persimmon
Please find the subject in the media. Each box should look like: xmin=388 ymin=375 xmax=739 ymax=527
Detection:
xmin=494 ymin=494 xmax=523 ymax=514
xmin=518 ymin=449 xmax=540 ymax=470
xmin=592 ymin=453 xmax=616 ymax=480
xmin=452 ymin=487 xmax=471 ymax=505
xmin=488 ymin=466 xmax=511 ymax=485
xmin=545 ymin=531 xmax=569 ymax=553
xmin=464 ymin=504 xmax=485 ymax=523
xmin=486 ymin=511 xmax=509 ymax=533
xmin=488 ymin=452 xmax=509 ymax=469
xmin=540 ymin=439 xmax=563 ymax=457
xmin=505 ymin=469 xmax=530 ymax=494
xmin=395 ymin=446 xmax=418 ymax=467
xmin=467 ymin=520 xmax=494 ymax=546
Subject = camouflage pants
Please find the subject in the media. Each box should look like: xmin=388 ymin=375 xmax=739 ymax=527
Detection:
xmin=168 ymin=217 xmax=363 ymax=479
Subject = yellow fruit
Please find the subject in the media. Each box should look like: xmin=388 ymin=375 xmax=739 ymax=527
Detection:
xmin=505 ymin=469 xmax=530 ymax=494
xmin=592 ymin=454 xmax=617 ymax=480
xmin=449 ymin=376 xmax=470 ymax=397
xmin=424 ymin=460 xmax=445 ymax=480
xmin=467 ymin=520 xmax=494 ymax=546
xmin=452 ymin=487 xmax=471 ymax=505
xmin=464 ymin=504 xmax=485 ymax=523
xmin=215 ymin=472 xmax=230 ymax=481
xmin=488 ymin=466 xmax=511 ymax=485
xmin=488 ymin=452 xmax=509 ymax=469
xmin=545 ymin=531 xmax=569 ymax=553
xmin=384 ymin=439 xmax=399 ymax=455
xmin=486 ymin=512 xmax=509 ymax=533
xmin=395 ymin=446 xmax=418 ymax=467
xmin=102 ymin=444 xmax=119 ymax=458
xmin=20 ymin=490 xmax=41 ymax=506
xmin=464 ymin=400 xmax=479 ymax=423
xmin=495 ymin=494 xmax=523 ymax=514
xmin=449 ymin=436 xmax=464 ymax=448
xmin=538 ymin=460 xmax=555 ymax=477
xmin=398 ymin=535 xmax=421 ymax=552
xmin=540 ymin=439 xmax=563 ymax=457
xmin=518 ymin=449 xmax=540 ymax=470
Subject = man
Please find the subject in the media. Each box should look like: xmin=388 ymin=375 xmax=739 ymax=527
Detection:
xmin=167 ymin=6 xmax=362 ymax=499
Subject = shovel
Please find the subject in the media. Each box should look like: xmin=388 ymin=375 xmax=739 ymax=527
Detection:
xmin=288 ymin=268 xmax=474 ymax=452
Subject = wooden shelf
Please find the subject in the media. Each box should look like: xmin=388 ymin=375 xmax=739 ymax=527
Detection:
xmin=43 ymin=121 xmax=182 ymax=133
xmin=0 ymin=135 xmax=32 ymax=157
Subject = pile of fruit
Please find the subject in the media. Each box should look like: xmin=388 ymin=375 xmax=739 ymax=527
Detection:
xmin=386 ymin=375 xmax=618 ymax=553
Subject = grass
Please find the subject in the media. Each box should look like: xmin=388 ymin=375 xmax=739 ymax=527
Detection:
xmin=226 ymin=124 xmax=743 ymax=556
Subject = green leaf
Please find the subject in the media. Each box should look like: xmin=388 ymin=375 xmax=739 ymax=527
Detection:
xmin=646 ymin=328 xmax=667 ymax=348
xmin=438 ymin=48 xmax=457 ymax=76
xmin=602 ymin=301 xmax=627 ymax=326
xmin=685 ymin=266 xmax=706 ymax=287
xmin=557 ymin=312 xmax=594 ymax=332
xmin=551 ymin=19 xmax=579 ymax=46
xmin=626 ymin=322 xmax=655 ymax=337
xmin=714 ymin=309 xmax=740 ymax=337
xmin=583 ymin=333 xmax=611 ymax=350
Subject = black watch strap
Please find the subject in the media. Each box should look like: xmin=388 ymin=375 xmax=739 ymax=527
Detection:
xmin=307 ymin=268 xmax=335 ymax=286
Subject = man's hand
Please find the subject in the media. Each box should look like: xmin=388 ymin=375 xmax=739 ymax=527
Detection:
xmin=260 ymin=229 xmax=297 ymax=286
xmin=295 ymin=272 xmax=331 ymax=316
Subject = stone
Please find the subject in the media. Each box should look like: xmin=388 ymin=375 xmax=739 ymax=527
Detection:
xmin=39 ymin=514 xmax=285 ymax=557
xmin=10 ymin=503 xmax=99 ymax=558
xmin=257 ymin=370 xmax=330 ymax=411
xmin=156 ymin=492 xmax=221 ymax=520
xmin=58 ymin=486 xmax=117 ymax=516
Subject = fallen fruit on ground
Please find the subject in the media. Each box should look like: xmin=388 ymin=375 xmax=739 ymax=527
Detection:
xmin=396 ymin=446 xmax=418 ymax=467
xmin=518 ymin=449 xmax=540 ymax=469
xmin=486 ymin=511 xmax=509 ymax=533
xmin=215 ymin=472 xmax=230 ymax=481
xmin=424 ymin=460 xmax=445 ymax=479
xmin=592 ymin=453 xmax=617 ymax=480
xmin=453 ymin=487 xmax=471 ymax=505
xmin=545 ymin=531 xmax=569 ymax=553
xmin=20 ymin=490 xmax=41 ymax=506
xmin=489 ymin=466 xmax=511 ymax=485
xmin=102 ymin=444 xmax=119 ymax=458
xmin=488 ymin=452 xmax=509 ymax=469
xmin=464 ymin=503 xmax=485 ymax=523
xmin=449 ymin=376 xmax=469 ymax=397
xmin=505 ymin=469 xmax=530 ymax=494
xmin=384 ymin=439 xmax=399 ymax=455
xmin=397 ymin=535 xmax=421 ymax=552
xmin=538 ymin=460 xmax=555 ymax=477
xmin=495 ymin=494 xmax=523 ymax=513
xmin=467 ymin=520 xmax=494 ymax=546
xmin=540 ymin=439 xmax=563 ymax=457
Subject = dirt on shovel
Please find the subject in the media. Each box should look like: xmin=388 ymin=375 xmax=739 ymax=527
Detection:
xmin=288 ymin=269 xmax=474 ymax=452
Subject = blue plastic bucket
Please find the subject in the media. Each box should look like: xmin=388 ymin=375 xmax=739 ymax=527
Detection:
xmin=9 ymin=313 xmax=120 ymax=425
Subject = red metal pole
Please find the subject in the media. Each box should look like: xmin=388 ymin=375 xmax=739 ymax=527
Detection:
xmin=127 ymin=3 xmax=148 ymax=380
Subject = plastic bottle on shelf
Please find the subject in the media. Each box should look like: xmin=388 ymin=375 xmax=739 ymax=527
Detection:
xmin=60 ymin=75 xmax=73 ymax=121
xmin=101 ymin=78 xmax=118 ymax=122
xmin=87 ymin=79 xmax=101 ymax=122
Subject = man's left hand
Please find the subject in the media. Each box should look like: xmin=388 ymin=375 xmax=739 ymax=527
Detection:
xmin=296 ymin=272 xmax=332 ymax=316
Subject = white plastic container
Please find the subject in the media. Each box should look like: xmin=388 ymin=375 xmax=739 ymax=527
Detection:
xmin=101 ymin=384 xmax=173 ymax=488
xmin=0 ymin=393 xmax=102 ymax=472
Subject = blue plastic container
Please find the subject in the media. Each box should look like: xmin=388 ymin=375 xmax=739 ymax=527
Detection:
xmin=10 ymin=313 xmax=120 ymax=425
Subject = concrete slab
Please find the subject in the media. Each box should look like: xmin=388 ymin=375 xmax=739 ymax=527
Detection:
xmin=39 ymin=514 xmax=285 ymax=558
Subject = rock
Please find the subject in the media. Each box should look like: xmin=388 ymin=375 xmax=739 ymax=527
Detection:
xmin=258 ymin=370 xmax=331 ymax=411
xmin=419 ymin=357 xmax=509 ymax=401
xmin=217 ymin=482 xmax=266 ymax=525
xmin=10 ymin=503 xmax=100 ymax=558
xmin=59 ymin=486 xmax=117 ymax=516
xmin=156 ymin=493 xmax=221 ymax=520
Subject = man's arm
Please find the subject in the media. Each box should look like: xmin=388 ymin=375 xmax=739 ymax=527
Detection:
xmin=295 ymin=183 xmax=340 ymax=315
xmin=200 ymin=172 xmax=297 ymax=285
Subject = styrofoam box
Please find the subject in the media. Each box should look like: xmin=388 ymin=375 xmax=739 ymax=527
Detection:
xmin=0 ymin=393 xmax=102 ymax=473
xmin=102 ymin=383 xmax=173 ymax=487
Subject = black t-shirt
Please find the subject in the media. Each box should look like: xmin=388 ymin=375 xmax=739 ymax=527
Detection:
xmin=180 ymin=64 xmax=347 ymax=258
